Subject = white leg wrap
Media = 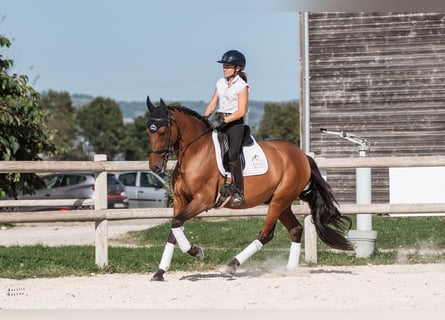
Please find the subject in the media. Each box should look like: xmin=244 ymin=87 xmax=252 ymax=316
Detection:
xmin=159 ymin=242 xmax=175 ymax=271
xmin=287 ymin=242 xmax=301 ymax=270
xmin=172 ymin=227 xmax=191 ymax=253
xmin=235 ymin=239 xmax=263 ymax=265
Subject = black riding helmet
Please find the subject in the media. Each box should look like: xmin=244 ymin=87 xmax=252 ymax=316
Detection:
xmin=217 ymin=50 xmax=246 ymax=69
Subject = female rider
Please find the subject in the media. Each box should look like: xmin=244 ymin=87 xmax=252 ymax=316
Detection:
xmin=204 ymin=50 xmax=249 ymax=206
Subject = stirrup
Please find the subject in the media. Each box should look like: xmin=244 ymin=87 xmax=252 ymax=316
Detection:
xmin=215 ymin=182 xmax=234 ymax=207
xmin=231 ymin=191 xmax=244 ymax=206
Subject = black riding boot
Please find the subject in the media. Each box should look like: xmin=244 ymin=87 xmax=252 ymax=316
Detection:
xmin=228 ymin=158 xmax=245 ymax=206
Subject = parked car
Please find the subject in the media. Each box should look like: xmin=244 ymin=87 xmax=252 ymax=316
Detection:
xmin=12 ymin=172 xmax=129 ymax=211
xmin=115 ymin=171 xmax=168 ymax=208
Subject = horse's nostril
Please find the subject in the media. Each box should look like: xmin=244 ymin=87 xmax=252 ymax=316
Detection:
xmin=151 ymin=165 xmax=161 ymax=173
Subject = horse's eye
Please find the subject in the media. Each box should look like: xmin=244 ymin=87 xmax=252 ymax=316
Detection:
xmin=157 ymin=127 xmax=167 ymax=137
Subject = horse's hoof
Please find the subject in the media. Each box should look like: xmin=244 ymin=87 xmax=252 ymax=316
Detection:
xmin=151 ymin=269 xmax=165 ymax=281
xmin=189 ymin=245 xmax=204 ymax=260
xmin=219 ymin=264 xmax=236 ymax=277
xmin=194 ymin=245 xmax=204 ymax=259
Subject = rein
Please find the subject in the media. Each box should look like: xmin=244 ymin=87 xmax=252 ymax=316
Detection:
xmin=180 ymin=126 xmax=212 ymax=152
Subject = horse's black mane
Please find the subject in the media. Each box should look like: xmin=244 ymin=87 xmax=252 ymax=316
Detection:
xmin=168 ymin=105 xmax=210 ymax=127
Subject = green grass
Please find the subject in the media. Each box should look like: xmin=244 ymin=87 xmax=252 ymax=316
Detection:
xmin=1 ymin=216 xmax=444 ymax=279
xmin=372 ymin=216 xmax=445 ymax=248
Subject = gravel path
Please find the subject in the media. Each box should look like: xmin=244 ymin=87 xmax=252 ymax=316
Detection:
xmin=1 ymin=264 xmax=444 ymax=309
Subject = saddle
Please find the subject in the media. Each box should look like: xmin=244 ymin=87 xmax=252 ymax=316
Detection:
xmin=217 ymin=125 xmax=254 ymax=172
xmin=211 ymin=126 xmax=268 ymax=207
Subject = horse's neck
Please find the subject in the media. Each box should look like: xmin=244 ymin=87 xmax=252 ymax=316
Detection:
xmin=173 ymin=112 xmax=211 ymax=155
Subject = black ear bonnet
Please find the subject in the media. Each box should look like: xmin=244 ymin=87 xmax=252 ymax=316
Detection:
xmin=147 ymin=106 xmax=170 ymax=133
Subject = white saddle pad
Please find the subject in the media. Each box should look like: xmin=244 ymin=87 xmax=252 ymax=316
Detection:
xmin=211 ymin=131 xmax=268 ymax=177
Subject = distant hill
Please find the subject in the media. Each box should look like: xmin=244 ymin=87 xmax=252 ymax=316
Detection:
xmin=71 ymin=93 xmax=95 ymax=107
xmin=118 ymin=99 xmax=268 ymax=129
xmin=71 ymin=93 xmax=297 ymax=130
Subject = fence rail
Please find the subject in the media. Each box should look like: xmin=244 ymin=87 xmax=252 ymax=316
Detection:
xmin=2 ymin=155 xmax=445 ymax=173
xmin=2 ymin=203 xmax=445 ymax=224
xmin=0 ymin=199 xmax=94 ymax=208
xmin=1 ymin=155 xmax=445 ymax=267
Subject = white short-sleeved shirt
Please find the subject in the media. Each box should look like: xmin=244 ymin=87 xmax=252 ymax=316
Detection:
xmin=216 ymin=75 xmax=249 ymax=114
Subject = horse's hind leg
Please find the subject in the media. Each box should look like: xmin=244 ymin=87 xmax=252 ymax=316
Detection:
xmin=220 ymin=218 xmax=278 ymax=276
xmin=220 ymin=206 xmax=303 ymax=277
xmin=278 ymin=207 xmax=303 ymax=270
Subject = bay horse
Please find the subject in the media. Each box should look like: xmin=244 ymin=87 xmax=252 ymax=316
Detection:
xmin=146 ymin=96 xmax=353 ymax=281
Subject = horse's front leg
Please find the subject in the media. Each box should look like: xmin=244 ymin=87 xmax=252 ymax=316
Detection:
xmin=171 ymin=217 xmax=204 ymax=258
xmin=151 ymin=200 xmax=208 ymax=281
xmin=151 ymin=219 xmax=205 ymax=281
xmin=151 ymin=230 xmax=176 ymax=281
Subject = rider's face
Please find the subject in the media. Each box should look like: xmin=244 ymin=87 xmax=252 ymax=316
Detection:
xmin=223 ymin=64 xmax=237 ymax=78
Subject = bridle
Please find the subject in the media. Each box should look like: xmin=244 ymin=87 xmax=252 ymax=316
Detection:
xmin=147 ymin=108 xmax=212 ymax=173
xmin=147 ymin=109 xmax=176 ymax=172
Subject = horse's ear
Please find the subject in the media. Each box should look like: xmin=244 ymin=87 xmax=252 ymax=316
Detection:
xmin=146 ymin=95 xmax=155 ymax=112
xmin=160 ymin=98 xmax=167 ymax=109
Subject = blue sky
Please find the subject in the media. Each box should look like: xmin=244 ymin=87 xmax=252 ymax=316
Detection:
xmin=1 ymin=0 xmax=301 ymax=103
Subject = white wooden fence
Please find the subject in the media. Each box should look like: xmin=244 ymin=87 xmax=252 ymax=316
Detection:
xmin=1 ymin=155 xmax=445 ymax=267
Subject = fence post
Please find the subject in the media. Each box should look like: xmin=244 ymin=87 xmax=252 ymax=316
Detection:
xmin=304 ymin=215 xmax=317 ymax=263
xmin=94 ymin=154 xmax=108 ymax=267
xmin=304 ymin=165 xmax=328 ymax=264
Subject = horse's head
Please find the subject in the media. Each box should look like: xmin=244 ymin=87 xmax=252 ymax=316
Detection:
xmin=146 ymin=96 xmax=178 ymax=173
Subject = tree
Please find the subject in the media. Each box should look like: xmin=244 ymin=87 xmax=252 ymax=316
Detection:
xmin=255 ymin=102 xmax=300 ymax=144
xmin=76 ymin=97 xmax=125 ymax=160
xmin=121 ymin=112 xmax=151 ymax=160
xmin=0 ymin=34 xmax=57 ymax=198
xmin=39 ymin=90 xmax=85 ymax=160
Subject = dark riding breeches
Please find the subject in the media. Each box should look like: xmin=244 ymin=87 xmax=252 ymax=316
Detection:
xmin=220 ymin=119 xmax=245 ymax=199
xmin=222 ymin=120 xmax=244 ymax=162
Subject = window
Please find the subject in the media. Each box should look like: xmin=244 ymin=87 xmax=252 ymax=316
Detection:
xmin=43 ymin=175 xmax=61 ymax=189
xmin=140 ymin=172 xmax=161 ymax=188
xmin=118 ymin=173 xmax=137 ymax=187
xmin=61 ymin=175 xmax=83 ymax=187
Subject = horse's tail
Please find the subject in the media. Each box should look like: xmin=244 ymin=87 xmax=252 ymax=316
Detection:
xmin=299 ymin=156 xmax=354 ymax=251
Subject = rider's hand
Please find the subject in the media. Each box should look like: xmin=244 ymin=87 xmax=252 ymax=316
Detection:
xmin=211 ymin=117 xmax=225 ymax=129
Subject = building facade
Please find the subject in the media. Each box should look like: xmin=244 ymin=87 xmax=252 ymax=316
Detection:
xmin=300 ymin=12 xmax=445 ymax=203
